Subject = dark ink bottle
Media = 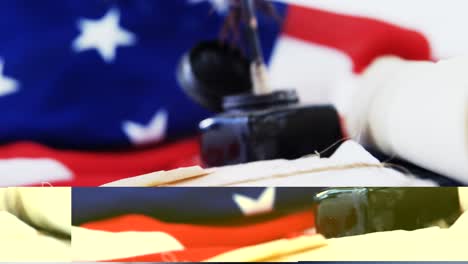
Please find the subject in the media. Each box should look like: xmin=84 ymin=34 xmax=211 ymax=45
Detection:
xmin=177 ymin=0 xmax=344 ymax=167
xmin=314 ymin=187 xmax=462 ymax=238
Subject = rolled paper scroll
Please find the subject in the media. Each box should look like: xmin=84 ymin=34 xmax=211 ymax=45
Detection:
xmin=1 ymin=187 xmax=71 ymax=235
xmin=206 ymin=211 xmax=468 ymax=262
xmin=0 ymin=211 xmax=38 ymax=237
xmin=0 ymin=211 xmax=71 ymax=262
xmin=356 ymin=56 xmax=468 ymax=183
xmin=204 ymin=234 xmax=327 ymax=262
xmin=102 ymin=141 xmax=437 ymax=187
xmin=100 ymin=166 xmax=209 ymax=187
xmin=71 ymin=227 xmax=184 ymax=262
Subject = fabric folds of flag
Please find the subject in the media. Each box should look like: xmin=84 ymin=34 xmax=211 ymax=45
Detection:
xmin=72 ymin=187 xmax=322 ymax=262
xmin=0 ymin=0 xmax=466 ymax=185
xmin=0 ymin=138 xmax=201 ymax=186
xmin=0 ymin=0 xmax=284 ymax=185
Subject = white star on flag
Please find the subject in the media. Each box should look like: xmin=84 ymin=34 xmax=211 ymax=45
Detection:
xmin=0 ymin=59 xmax=19 ymax=97
xmin=122 ymin=109 xmax=168 ymax=145
xmin=72 ymin=8 xmax=137 ymax=63
xmin=233 ymin=187 xmax=276 ymax=216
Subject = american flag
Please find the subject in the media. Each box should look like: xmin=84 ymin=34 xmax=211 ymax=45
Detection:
xmin=0 ymin=0 xmax=465 ymax=186
xmin=0 ymin=0 xmax=282 ymax=186
xmin=72 ymin=187 xmax=324 ymax=262
xmin=1 ymin=0 xmax=465 ymax=261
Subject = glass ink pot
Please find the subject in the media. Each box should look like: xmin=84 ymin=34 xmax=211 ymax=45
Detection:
xmin=177 ymin=41 xmax=343 ymax=167
xmin=177 ymin=0 xmax=343 ymax=167
xmin=313 ymin=187 xmax=462 ymax=238
xmin=199 ymin=90 xmax=342 ymax=167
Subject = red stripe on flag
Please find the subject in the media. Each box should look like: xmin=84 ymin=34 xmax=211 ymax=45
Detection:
xmin=0 ymin=137 xmax=200 ymax=186
xmin=282 ymin=5 xmax=431 ymax=72
xmin=80 ymin=209 xmax=315 ymax=248
xmin=83 ymin=209 xmax=315 ymax=262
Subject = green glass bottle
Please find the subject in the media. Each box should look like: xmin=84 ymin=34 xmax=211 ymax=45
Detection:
xmin=314 ymin=187 xmax=462 ymax=238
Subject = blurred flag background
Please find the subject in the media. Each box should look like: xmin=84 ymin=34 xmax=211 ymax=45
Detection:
xmin=0 ymin=0 xmax=466 ymax=186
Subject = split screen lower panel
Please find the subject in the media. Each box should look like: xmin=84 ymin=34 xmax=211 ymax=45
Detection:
xmin=0 ymin=187 xmax=467 ymax=261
